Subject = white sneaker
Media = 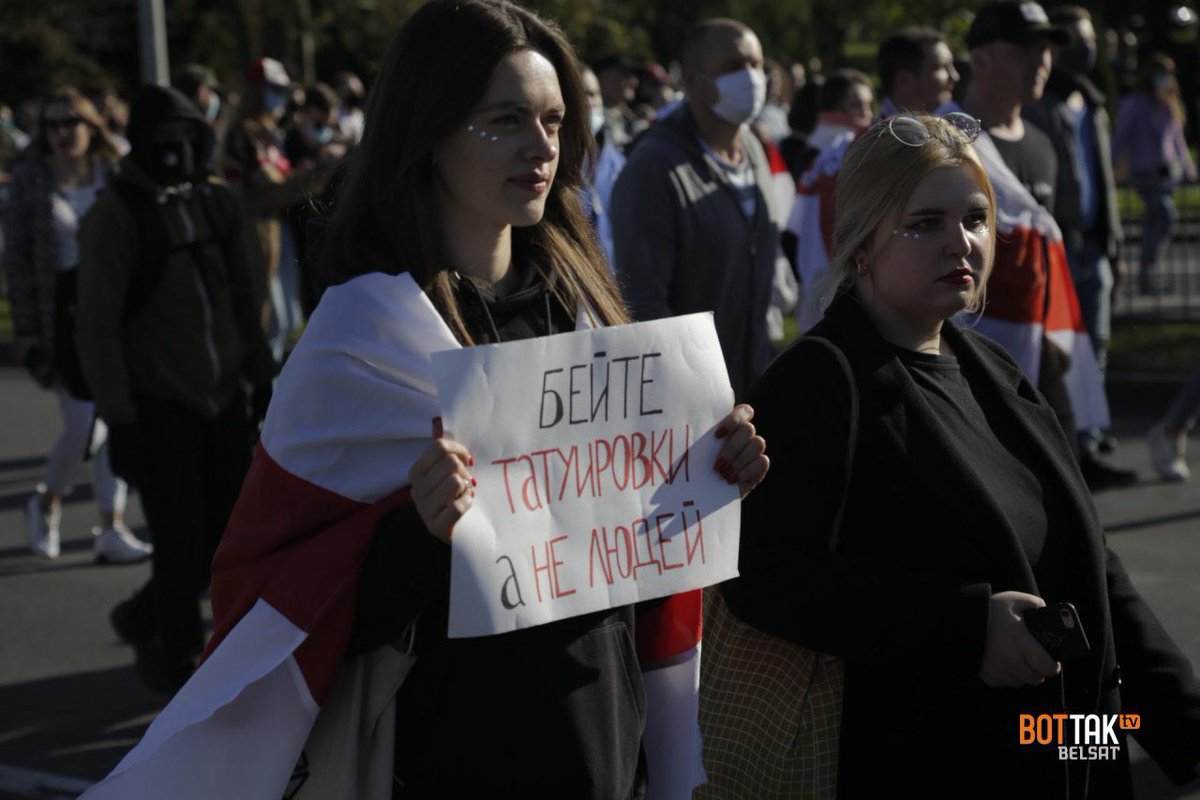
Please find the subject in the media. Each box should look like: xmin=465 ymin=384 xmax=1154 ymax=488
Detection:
xmin=94 ymin=523 xmax=154 ymax=564
xmin=25 ymin=492 xmax=61 ymax=559
xmin=1148 ymin=423 xmax=1190 ymax=482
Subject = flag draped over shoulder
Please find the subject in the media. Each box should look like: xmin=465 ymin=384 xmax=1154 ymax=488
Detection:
xmin=963 ymin=108 xmax=1110 ymax=432
xmin=82 ymin=271 xmax=706 ymax=799
xmin=786 ymin=100 xmax=960 ymax=334
xmin=785 ymin=101 xmax=1108 ymax=433
xmin=786 ymin=133 xmax=850 ymax=333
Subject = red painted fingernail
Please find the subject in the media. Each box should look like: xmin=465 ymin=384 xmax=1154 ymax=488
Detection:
xmin=715 ymin=457 xmax=729 ymax=473
xmin=432 ymin=416 xmax=443 ymax=438
xmin=471 ymin=477 xmax=477 ymax=487
xmin=468 ymin=455 xmax=475 ymax=467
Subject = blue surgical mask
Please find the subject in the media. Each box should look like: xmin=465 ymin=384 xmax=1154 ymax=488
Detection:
xmin=264 ymin=88 xmax=288 ymax=118
xmin=205 ymin=93 xmax=221 ymax=122
xmin=306 ymin=123 xmax=334 ymax=144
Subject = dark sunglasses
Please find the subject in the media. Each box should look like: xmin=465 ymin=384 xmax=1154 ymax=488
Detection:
xmin=44 ymin=116 xmax=85 ymax=133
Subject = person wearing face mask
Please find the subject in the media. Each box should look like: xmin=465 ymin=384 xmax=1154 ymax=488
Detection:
xmin=787 ymin=26 xmax=961 ymax=334
xmin=174 ymin=63 xmax=227 ymax=143
xmin=1112 ymin=53 xmax=1197 ymax=296
xmin=333 ymin=70 xmax=366 ymax=146
xmin=578 ymin=65 xmax=625 ymax=269
xmin=961 ymin=0 xmax=1125 ymax=493
xmin=78 ymin=4 xmax=768 ymax=797
xmin=282 ymin=82 xmax=346 ymax=315
xmin=806 ymin=69 xmax=875 ymax=154
xmin=593 ymin=54 xmax=643 ymax=152
xmin=611 ymin=17 xmax=789 ymax=399
xmin=224 ymin=57 xmax=321 ymax=360
xmin=74 ymin=84 xmax=277 ymax=693
xmin=1023 ymin=5 xmax=1128 ymax=467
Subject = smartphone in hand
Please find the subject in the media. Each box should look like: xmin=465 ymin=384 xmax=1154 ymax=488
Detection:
xmin=1024 ymin=602 xmax=1091 ymax=662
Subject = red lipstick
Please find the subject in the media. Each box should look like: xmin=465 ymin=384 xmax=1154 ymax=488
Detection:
xmin=938 ymin=267 xmax=974 ymax=286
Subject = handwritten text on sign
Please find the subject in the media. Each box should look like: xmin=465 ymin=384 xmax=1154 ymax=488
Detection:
xmin=431 ymin=313 xmax=740 ymax=638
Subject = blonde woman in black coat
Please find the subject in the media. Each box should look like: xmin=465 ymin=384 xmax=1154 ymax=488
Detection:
xmin=722 ymin=114 xmax=1200 ymax=797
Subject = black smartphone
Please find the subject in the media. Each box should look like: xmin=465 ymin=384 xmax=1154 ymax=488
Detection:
xmin=1024 ymin=602 xmax=1091 ymax=661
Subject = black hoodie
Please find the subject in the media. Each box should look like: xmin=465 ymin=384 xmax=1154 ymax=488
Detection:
xmin=127 ymin=84 xmax=217 ymax=184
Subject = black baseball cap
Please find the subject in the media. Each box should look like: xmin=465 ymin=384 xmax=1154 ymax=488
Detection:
xmin=966 ymin=1 xmax=1071 ymax=49
xmin=593 ymin=54 xmax=640 ymax=75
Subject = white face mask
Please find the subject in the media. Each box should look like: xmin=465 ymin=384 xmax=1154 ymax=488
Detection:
xmin=710 ymin=67 xmax=767 ymax=125
xmin=589 ymin=106 xmax=606 ymax=136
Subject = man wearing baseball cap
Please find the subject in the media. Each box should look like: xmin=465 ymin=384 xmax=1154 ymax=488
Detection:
xmin=960 ymin=1 xmax=1135 ymax=490
xmin=965 ymin=0 xmax=1068 ymax=209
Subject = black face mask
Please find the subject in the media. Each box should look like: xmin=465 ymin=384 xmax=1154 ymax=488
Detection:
xmin=149 ymin=138 xmax=195 ymax=185
xmin=1057 ymin=42 xmax=1097 ymax=75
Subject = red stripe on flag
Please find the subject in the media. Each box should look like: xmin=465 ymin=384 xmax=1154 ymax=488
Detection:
xmin=206 ymin=444 xmax=413 ymax=704
xmin=636 ymin=589 xmax=702 ymax=665
xmin=982 ymin=226 xmax=1047 ymax=324
xmin=1043 ymin=239 xmax=1087 ymax=333
xmin=764 ymin=140 xmax=788 ymax=175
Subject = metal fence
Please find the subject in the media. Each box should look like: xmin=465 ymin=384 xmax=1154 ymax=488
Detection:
xmin=1112 ymin=181 xmax=1200 ymax=320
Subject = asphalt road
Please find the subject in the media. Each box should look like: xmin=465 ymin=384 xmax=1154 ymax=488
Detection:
xmin=0 ymin=366 xmax=1199 ymax=798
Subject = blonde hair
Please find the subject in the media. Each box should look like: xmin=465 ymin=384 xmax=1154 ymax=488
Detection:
xmin=822 ymin=114 xmax=997 ymax=316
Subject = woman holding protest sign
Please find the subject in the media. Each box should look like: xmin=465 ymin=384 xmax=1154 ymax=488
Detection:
xmin=79 ymin=2 xmax=767 ymax=799
xmin=709 ymin=114 xmax=1200 ymax=796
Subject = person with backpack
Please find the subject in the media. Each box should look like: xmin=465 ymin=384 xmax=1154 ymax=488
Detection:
xmin=2 ymin=86 xmax=151 ymax=564
xmin=75 ymin=84 xmax=276 ymax=693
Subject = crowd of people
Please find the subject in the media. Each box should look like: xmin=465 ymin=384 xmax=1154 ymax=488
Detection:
xmin=4 ymin=0 xmax=1200 ymax=797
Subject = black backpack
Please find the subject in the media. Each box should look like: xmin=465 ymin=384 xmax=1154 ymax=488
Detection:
xmin=56 ymin=177 xmax=234 ymax=401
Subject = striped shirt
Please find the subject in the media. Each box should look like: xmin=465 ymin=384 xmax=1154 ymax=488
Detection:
xmin=701 ymin=139 xmax=757 ymax=220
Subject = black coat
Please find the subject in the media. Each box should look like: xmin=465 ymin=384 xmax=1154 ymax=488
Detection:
xmin=723 ymin=293 xmax=1200 ymax=798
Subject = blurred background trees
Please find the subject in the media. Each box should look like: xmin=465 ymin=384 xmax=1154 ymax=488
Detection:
xmin=0 ymin=0 xmax=1185 ymax=102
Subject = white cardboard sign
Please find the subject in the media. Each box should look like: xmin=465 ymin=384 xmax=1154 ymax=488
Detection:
xmin=431 ymin=313 xmax=741 ymax=638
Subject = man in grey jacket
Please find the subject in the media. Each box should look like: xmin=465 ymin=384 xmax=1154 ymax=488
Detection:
xmin=611 ymin=18 xmax=787 ymax=399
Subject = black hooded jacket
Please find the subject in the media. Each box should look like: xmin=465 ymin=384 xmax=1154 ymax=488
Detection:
xmin=126 ymin=83 xmax=217 ymax=184
xmin=74 ymin=86 xmax=275 ymax=425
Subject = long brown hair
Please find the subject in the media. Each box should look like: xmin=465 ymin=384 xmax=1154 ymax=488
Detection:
xmin=318 ymin=0 xmax=629 ymax=343
xmin=29 ymin=86 xmax=120 ymax=163
xmin=1138 ymin=52 xmax=1186 ymax=124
